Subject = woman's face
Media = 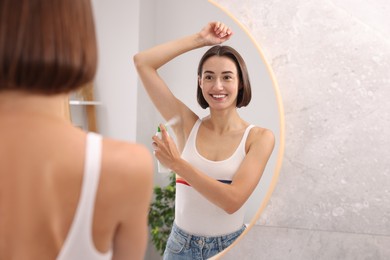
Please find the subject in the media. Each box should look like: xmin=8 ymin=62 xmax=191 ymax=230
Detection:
xmin=199 ymin=56 xmax=239 ymax=110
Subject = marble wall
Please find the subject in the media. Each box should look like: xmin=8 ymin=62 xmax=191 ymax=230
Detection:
xmin=213 ymin=0 xmax=390 ymax=259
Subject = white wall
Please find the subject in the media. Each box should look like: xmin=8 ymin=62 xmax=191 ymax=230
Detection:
xmin=92 ymin=0 xmax=140 ymax=141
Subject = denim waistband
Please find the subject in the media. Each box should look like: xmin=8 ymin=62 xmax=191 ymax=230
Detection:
xmin=171 ymin=222 xmax=246 ymax=251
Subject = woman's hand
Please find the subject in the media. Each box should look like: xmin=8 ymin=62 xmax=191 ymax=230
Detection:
xmin=198 ymin=21 xmax=233 ymax=46
xmin=152 ymin=124 xmax=182 ymax=171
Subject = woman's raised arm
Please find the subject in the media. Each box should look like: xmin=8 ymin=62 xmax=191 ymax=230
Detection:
xmin=133 ymin=22 xmax=233 ymax=127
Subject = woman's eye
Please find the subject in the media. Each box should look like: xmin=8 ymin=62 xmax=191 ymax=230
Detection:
xmin=223 ymin=75 xmax=232 ymax=80
xmin=204 ymin=75 xmax=213 ymax=80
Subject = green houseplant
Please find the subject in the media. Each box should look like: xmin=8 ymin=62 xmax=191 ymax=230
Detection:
xmin=148 ymin=173 xmax=176 ymax=255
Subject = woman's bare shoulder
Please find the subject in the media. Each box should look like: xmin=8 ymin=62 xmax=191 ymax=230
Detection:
xmin=100 ymin=138 xmax=154 ymax=193
xmin=96 ymin=138 xmax=154 ymax=228
xmin=247 ymin=126 xmax=275 ymax=151
xmin=250 ymin=126 xmax=274 ymax=139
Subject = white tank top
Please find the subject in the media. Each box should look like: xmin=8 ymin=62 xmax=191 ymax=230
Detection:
xmin=57 ymin=132 xmax=112 ymax=260
xmin=175 ymin=119 xmax=254 ymax=236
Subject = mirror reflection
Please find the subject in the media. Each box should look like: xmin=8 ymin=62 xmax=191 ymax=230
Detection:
xmin=134 ymin=0 xmax=281 ymax=258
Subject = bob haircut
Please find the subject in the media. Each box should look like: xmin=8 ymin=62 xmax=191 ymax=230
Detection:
xmin=197 ymin=45 xmax=252 ymax=109
xmin=0 ymin=0 xmax=97 ymax=95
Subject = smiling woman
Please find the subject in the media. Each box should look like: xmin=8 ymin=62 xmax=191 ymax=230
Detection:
xmin=134 ymin=19 xmax=275 ymax=259
xmin=134 ymin=0 xmax=283 ymax=258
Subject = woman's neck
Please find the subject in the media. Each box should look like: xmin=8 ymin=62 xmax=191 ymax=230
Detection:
xmin=204 ymin=108 xmax=246 ymax=134
xmin=0 ymin=90 xmax=70 ymax=120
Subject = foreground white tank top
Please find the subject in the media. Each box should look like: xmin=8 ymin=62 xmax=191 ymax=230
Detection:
xmin=175 ymin=119 xmax=254 ymax=236
xmin=57 ymin=132 xmax=112 ymax=260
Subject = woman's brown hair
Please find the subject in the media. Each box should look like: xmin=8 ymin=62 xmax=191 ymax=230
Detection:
xmin=0 ymin=0 xmax=97 ymax=94
xmin=197 ymin=45 xmax=252 ymax=109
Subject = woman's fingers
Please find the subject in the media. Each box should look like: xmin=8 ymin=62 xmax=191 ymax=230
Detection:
xmin=213 ymin=21 xmax=232 ymax=38
xmin=152 ymin=141 xmax=158 ymax=151
xmin=151 ymin=124 xmax=180 ymax=170
xmin=159 ymin=123 xmax=169 ymax=138
xmin=151 ymin=123 xmax=169 ymax=151
xmin=199 ymin=21 xmax=233 ymax=45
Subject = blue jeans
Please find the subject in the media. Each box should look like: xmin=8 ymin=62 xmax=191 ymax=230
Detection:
xmin=163 ymin=223 xmax=246 ymax=260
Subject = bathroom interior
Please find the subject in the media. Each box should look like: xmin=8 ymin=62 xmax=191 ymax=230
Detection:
xmin=69 ymin=0 xmax=390 ymax=259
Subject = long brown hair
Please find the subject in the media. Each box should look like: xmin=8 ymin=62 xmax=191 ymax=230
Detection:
xmin=0 ymin=0 xmax=97 ymax=94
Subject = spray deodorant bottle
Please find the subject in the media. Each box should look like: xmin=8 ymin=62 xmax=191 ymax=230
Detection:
xmin=156 ymin=126 xmax=170 ymax=173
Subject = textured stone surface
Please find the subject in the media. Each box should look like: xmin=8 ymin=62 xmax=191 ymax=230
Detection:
xmin=224 ymin=225 xmax=390 ymax=260
xmin=213 ymin=0 xmax=390 ymax=258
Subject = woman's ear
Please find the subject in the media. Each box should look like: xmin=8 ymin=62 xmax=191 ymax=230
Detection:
xmin=198 ymin=76 xmax=202 ymax=89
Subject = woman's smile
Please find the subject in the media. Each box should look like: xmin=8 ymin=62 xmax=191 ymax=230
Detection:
xmin=211 ymin=94 xmax=228 ymax=100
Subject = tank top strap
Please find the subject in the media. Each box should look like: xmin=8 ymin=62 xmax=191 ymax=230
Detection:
xmin=57 ymin=132 xmax=112 ymax=260
xmin=243 ymin=125 xmax=255 ymax=140
xmin=78 ymin=132 xmax=103 ymax=231
xmin=238 ymin=125 xmax=255 ymax=155
xmin=186 ymin=119 xmax=202 ymax=146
